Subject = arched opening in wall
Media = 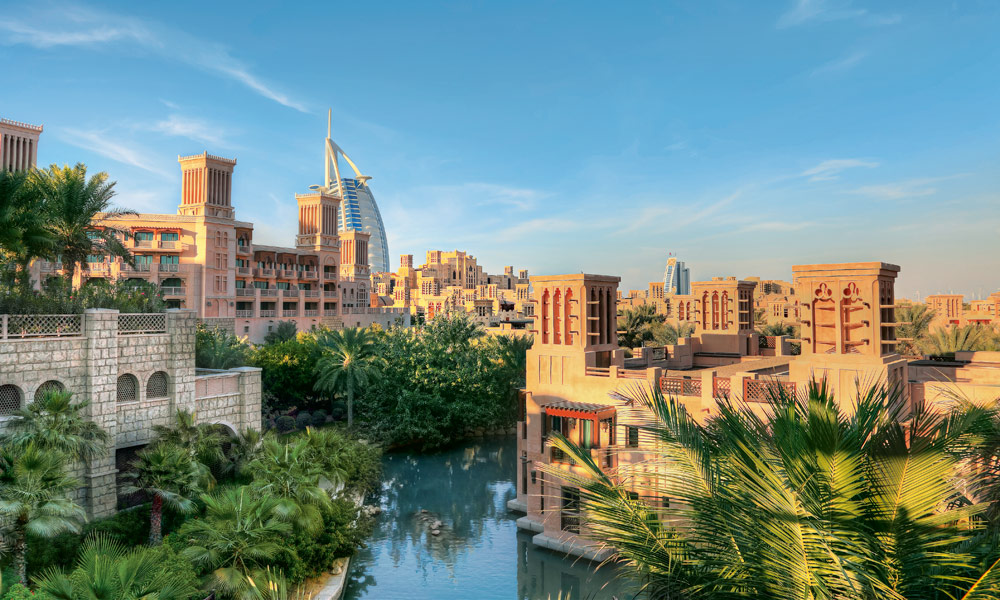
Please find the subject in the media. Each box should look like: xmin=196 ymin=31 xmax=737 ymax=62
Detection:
xmin=564 ymin=289 xmax=573 ymax=345
xmin=541 ymin=290 xmax=550 ymax=344
xmin=0 ymin=384 xmax=24 ymax=416
xmin=553 ymin=289 xmax=562 ymax=344
xmin=34 ymin=380 xmax=66 ymax=402
xmin=711 ymin=291 xmax=720 ymax=331
xmin=721 ymin=292 xmax=730 ymax=330
xmin=117 ymin=374 xmax=139 ymax=403
xmin=146 ymin=371 xmax=169 ymax=399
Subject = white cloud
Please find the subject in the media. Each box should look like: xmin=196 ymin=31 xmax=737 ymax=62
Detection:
xmin=148 ymin=114 xmax=233 ymax=148
xmin=740 ymin=221 xmax=815 ymax=232
xmin=801 ymin=158 xmax=878 ymax=182
xmin=777 ymin=0 xmax=900 ymax=28
xmin=58 ymin=128 xmax=171 ymax=178
xmin=0 ymin=7 xmax=308 ymax=113
xmin=847 ymin=175 xmax=968 ymax=200
xmin=810 ymin=51 xmax=867 ymax=76
xmin=422 ymin=182 xmax=548 ymax=211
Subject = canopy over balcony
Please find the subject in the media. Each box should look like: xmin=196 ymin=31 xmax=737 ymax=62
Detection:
xmin=542 ymin=400 xmax=616 ymax=420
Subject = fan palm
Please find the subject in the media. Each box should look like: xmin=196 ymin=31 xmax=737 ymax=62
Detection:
xmin=314 ymin=327 xmax=382 ymax=426
xmin=248 ymin=438 xmax=331 ymax=533
xmin=618 ymin=305 xmax=662 ymax=348
xmin=541 ymin=380 xmax=1000 ymax=599
xmin=652 ymin=321 xmax=695 ymax=346
xmin=0 ymin=444 xmax=85 ymax=585
xmin=227 ymin=427 xmax=272 ymax=482
xmin=0 ymin=168 xmax=53 ymax=287
xmin=0 ymin=389 xmax=110 ymax=462
xmin=35 ymin=163 xmax=135 ymax=281
xmin=179 ymin=487 xmax=293 ymax=600
xmin=300 ymin=427 xmax=351 ymax=491
xmin=152 ymin=409 xmax=226 ymax=484
xmin=922 ymin=324 xmax=988 ymax=357
xmin=35 ymin=533 xmax=196 ymax=600
xmin=196 ymin=324 xmax=250 ymax=369
xmin=119 ymin=444 xmax=201 ymax=544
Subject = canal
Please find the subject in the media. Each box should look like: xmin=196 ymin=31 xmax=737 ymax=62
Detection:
xmin=343 ymin=436 xmax=637 ymax=600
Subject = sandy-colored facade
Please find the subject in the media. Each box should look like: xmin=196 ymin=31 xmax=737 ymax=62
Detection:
xmin=0 ymin=117 xmax=41 ymax=172
xmin=510 ymin=260 xmax=997 ymax=560
xmin=25 ymin=125 xmax=408 ymax=341
xmin=373 ymin=250 xmax=531 ymax=324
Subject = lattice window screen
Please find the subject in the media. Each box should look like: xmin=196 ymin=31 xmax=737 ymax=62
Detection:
xmin=0 ymin=384 xmax=23 ymax=415
xmin=146 ymin=372 xmax=168 ymax=398
xmin=117 ymin=374 xmax=139 ymax=403
xmin=34 ymin=380 xmax=66 ymax=402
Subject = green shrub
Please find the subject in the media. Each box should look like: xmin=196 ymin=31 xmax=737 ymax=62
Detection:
xmin=275 ymin=415 xmax=296 ymax=433
xmin=0 ymin=276 xmax=166 ymax=314
xmin=0 ymin=584 xmax=34 ymax=600
xmin=271 ymin=497 xmax=372 ymax=583
xmin=295 ymin=411 xmax=312 ymax=430
xmin=311 ymin=410 xmax=328 ymax=426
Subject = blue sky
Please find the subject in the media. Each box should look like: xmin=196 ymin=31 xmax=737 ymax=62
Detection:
xmin=2 ymin=0 xmax=998 ymax=299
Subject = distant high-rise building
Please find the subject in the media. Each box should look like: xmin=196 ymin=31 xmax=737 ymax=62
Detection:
xmin=663 ymin=256 xmax=690 ymax=295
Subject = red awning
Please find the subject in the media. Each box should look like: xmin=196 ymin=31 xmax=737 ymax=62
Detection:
xmin=543 ymin=401 xmax=616 ymax=420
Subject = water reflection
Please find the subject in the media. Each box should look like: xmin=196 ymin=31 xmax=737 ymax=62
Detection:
xmin=343 ymin=438 xmax=636 ymax=600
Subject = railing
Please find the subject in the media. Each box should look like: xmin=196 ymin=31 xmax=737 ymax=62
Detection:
xmin=282 ymin=310 xmax=299 ymax=317
xmin=761 ymin=336 xmax=777 ymax=349
xmin=301 ymin=270 xmax=318 ymax=279
xmin=259 ymin=310 xmax=276 ymax=317
xmin=281 ymin=289 xmax=299 ymax=297
xmin=713 ymin=376 xmax=731 ymax=397
xmin=235 ymin=310 xmax=254 ymax=318
xmin=323 ymin=310 xmax=338 ymax=316
xmin=123 ymin=264 xmax=151 ymax=273
xmin=133 ymin=240 xmax=154 ymax=248
xmin=1 ymin=314 xmax=83 ymax=339
xmin=283 ymin=270 xmax=296 ymax=278
xmin=39 ymin=261 xmax=62 ymax=271
xmin=259 ymin=289 xmax=278 ymax=297
xmin=618 ymin=369 xmax=648 ymax=380
xmin=303 ymin=310 xmax=319 ymax=316
xmin=237 ymin=267 xmax=251 ymax=275
xmin=158 ymin=263 xmax=178 ymax=272
xmin=324 ymin=272 xmax=336 ymax=280
xmin=660 ymin=377 xmax=702 ymax=397
xmin=257 ymin=268 xmax=273 ymax=277
xmin=86 ymin=262 xmax=109 ymax=272
xmin=585 ymin=367 xmax=611 ymax=377
xmin=743 ymin=378 xmax=797 ymax=403
xmin=160 ymin=287 xmax=185 ymax=296
xmin=118 ymin=313 xmax=167 ymax=335
xmin=235 ymin=288 xmax=256 ymax=297
xmin=303 ymin=290 xmax=320 ymax=298
xmin=237 ymin=245 xmax=251 ymax=255
xmin=158 ymin=241 xmax=178 ymax=249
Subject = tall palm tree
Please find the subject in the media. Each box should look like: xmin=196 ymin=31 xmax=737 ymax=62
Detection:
xmin=541 ymin=380 xmax=1000 ymax=599
xmin=36 ymin=163 xmax=135 ymax=281
xmin=0 ymin=444 xmax=85 ymax=585
xmin=196 ymin=324 xmax=250 ymax=369
xmin=897 ymin=303 xmax=936 ymax=356
xmin=922 ymin=324 xmax=988 ymax=357
xmin=314 ymin=327 xmax=381 ymax=427
xmin=618 ymin=304 xmax=662 ymax=348
xmin=0 ymin=390 xmax=110 ymax=462
xmin=119 ymin=444 xmax=201 ymax=544
xmin=0 ymin=168 xmax=53 ymax=287
xmin=152 ymin=409 xmax=226 ymax=484
xmin=653 ymin=321 xmax=695 ymax=346
xmin=248 ymin=438 xmax=331 ymax=534
xmin=35 ymin=533 xmax=196 ymax=600
xmin=179 ymin=487 xmax=293 ymax=600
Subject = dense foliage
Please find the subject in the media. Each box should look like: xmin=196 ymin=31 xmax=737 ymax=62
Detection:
xmin=0 ymin=276 xmax=165 ymax=315
xmin=617 ymin=304 xmax=695 ymax=349
xmin=544 ymin=381 xmax=1000 ymax=599
xmin=195 ymin=324 xmax=252 ymax=370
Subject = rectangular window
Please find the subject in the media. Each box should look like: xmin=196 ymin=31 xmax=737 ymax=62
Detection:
xmin=135 ymin=255 xmax=153 ymax=265
xmin=160 ymin=255 xmax=179 ymax=264
xmin=561 ymin=487 xmax=581 ymax=534
xmin=626 ymin=426 xmax=639 ymax=448
xmin=235 ymin=280 xmax=245 ymax=289
xmin=160 ymin=232 xmax=179 ymax=242
xmin=253 ymin=281 xmax=268 ymax=289
xmin=86 ymin=254 xmax=105 ymax=263
xmin=550 ymin=415 xmax=562 ymax=437
xmin=134 ymin=231 xmax=154 ymax=241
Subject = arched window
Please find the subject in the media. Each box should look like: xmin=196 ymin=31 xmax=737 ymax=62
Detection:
xmin=564 ymin=289 xmax=573 ymax=345
xmin=117 ymin=374 xmax=139 ymax=403
xmin=146 ymin=371 xmax=169 ymax=399
xmin=721 ymin=292 xmax=730 ymax=330
xmin=0 ymin=384 xmax=23 ymax=416
xmin=553 ymin=289 xmax=562 ymax=344
xmin=34 ymin=380 xmax=65 ymax=402
xmin=541 ymin=290 xmax=550 ymax=344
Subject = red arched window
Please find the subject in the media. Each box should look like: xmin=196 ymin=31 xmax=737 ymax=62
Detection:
xmin=721 ymin=291 xmax=729 ymax=330
xmin=553 ymin=289 xmax=562 ymax=344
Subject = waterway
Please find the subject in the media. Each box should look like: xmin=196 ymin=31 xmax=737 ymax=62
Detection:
xmin=342 ymin=436 xmax=638 ymax=600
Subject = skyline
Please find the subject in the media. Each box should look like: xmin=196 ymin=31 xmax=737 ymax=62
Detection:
xmin=2 ymin=1 xmax=998 ymax=299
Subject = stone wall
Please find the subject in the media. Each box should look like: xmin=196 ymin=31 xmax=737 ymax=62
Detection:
xmin=0 ymin=309 xmax=261 ymax=519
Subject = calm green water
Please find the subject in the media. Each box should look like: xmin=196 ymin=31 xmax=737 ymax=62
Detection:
xmin=343 ymin=437 xmax=637 ymax=600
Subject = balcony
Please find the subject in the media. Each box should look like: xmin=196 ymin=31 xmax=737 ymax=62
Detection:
xmin=158 ymin=241 xmax=179 ymax=249
xmin=158 ymin=263 xmax=179 ymax=273
xmin=121 ymin=264 xmax=150 ymax=274
xmin=86 ymin=263 xmax=109 ymax=273
xmin=301 ymin=270 xmax=318 ymax=280
xmin=237 ymin=266 xmax=252 ymax=276
xmin=304 ymin=310 xmax=319 ymax=317
xmin=283 ymin=270 xmax=297 ymax=278
xmin=282 ymin=310 xmax=299 ymax=318
xmin=132 ymin=240 xmax=154 ymax=249
xmin=39 ymin=261 xmax=63 ymax=271
xmin=257 ymin=268 xmax=274 ymax=277
xmin=236 ymin=288 xmax=256 ymax=297
xmin=259 ymin=289 xmax=278 ymax=297
xmin=160 ymin=287 xmax=186 ymax=296
xmin=323 ymin=309 xmax=338 ymax=316
xmin=324 ymin=272 xmax=336 ymax=280
xmin=303 ymin=290 xmax=320 ymax=298
xmin=259 ymin=310 xmax=276 ymax=317
xmin=235 ymin=310 xmax=254 ymax=318
xmin=237 ymin=245 xmax=251 ymax=255
xmin=282 ymin=289 xmax=299 ymax=297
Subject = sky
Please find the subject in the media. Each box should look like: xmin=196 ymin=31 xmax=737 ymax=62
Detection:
xmin=1 ymin=0 xmax=998 ymax=300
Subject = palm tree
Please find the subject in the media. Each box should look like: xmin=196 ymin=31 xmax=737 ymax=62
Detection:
xmin=248 ymin=438 xmax=331 ymax=533
xmin=922 ymin=323 xmax=988 ymax=357
xmin=35 ymin=533 xmax=196 ymax=600
xmin=652 ymin=321 xmax=695 ymax=346
xmin=0 ymin=389 xmax=110 ymax=462
xmin=226 ymin=428 xmax=271 ymax=482
xmin=0 ymin=444 xmax=85 ymax=585
xmin=0 ymin=168 xmax=53 ymax=287
xmin=263 ymin=320 xmax=297 ymax=345
xmin=196 ymin=324 xmax=250 ymax=369
xmin=494 ymin=334 xmax=534 ymax=387
xmin=152 ymin=409 xmax=226 ymax=484
xmin=314 ymin=327 xmax=381 ymax=427
xmin=897 ymin=303 xmax=936 ymax=356
xmin=541 ymin=380 xmax=1000 ymax=599
xmin=36 ymin=163 xmax=135 ymax=281
xmin=617 ymin=304 xmax=662 ymax=348
xmin=119 ymin=444 xmax=201 ymax=544
xmin=179 ymin=487 xmax=293 ymax=599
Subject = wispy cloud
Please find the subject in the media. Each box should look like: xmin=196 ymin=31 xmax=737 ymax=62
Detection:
xmin=847 ymin=175 xmax=968 ymax=200
xmin=740 ymin=221 xmax=815 ymax=232
xmin=811 ymin=51 xmax=867 ymax=76
xmin=147 ymin=114 xmax=233 ymax=148
xmin=801 ymin=158 xmax=878 ymax=182
xmin=58 ymin=128 xmax=171 ymax=178
xmin=777 ymin=0 xmax=900 ymax=29
xmin=421 ymin=182 xmax=548 ymax=211
xmin=0 ymin=6 xmax=308 ymax=113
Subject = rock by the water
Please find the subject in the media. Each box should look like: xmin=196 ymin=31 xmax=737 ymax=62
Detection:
xmin=431 ymin=529 xmax=441 ymax=536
